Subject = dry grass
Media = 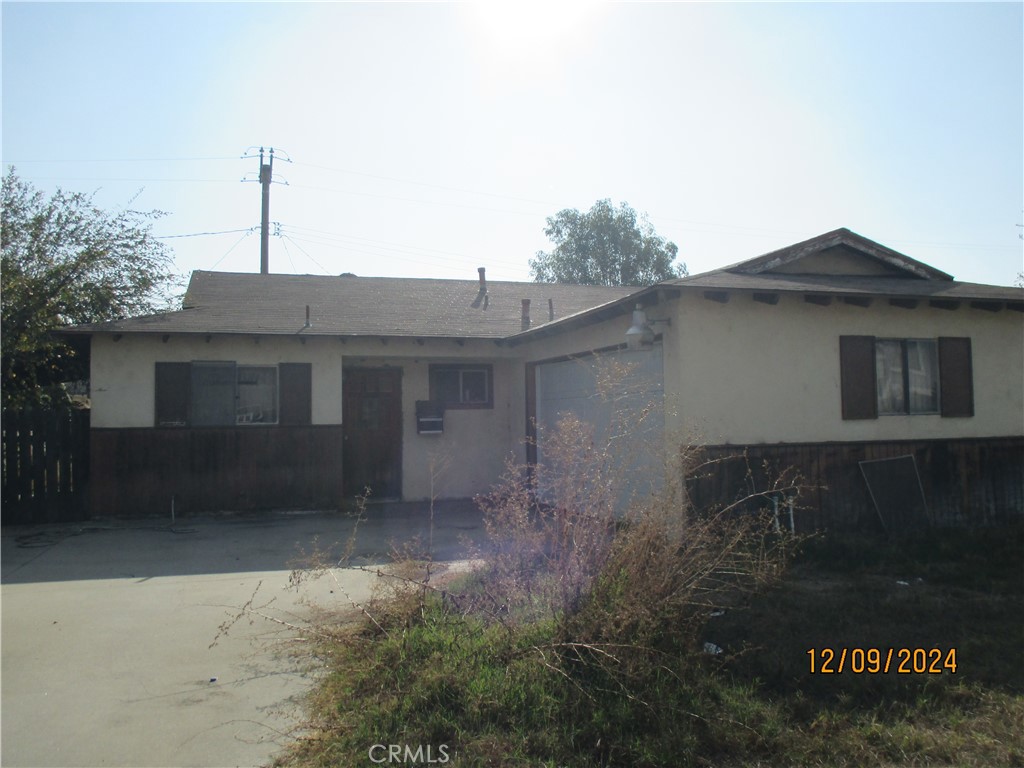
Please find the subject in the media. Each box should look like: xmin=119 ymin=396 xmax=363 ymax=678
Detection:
xmin=265 ymin=356 xmax=1022 ymax=767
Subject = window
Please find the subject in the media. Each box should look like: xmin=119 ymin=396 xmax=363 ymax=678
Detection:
xmin=840 ymin=336 xmax=973 ymax=420
xmin=875 ymin=339 xmax=939 ymax=415
xmin=155 ymin=362 xmax=311 ymax=426
xmin=235 ymin=366 xmax=278 ymax=423
xmin=428 ymin=364 xmax=493 ymax=409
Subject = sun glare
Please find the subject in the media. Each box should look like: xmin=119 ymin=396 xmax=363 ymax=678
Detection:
xmin=469 ymin=0 xmax=595 ymax=54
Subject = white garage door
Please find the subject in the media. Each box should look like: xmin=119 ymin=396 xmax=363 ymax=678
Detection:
xmin=534 ymin=344 xmax=664 ymax=510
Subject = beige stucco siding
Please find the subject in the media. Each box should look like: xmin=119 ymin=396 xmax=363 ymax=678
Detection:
xmin=90 ymin=333 xmax=525 ymax=500
xmin=90 ymin=334 xmax=345 ymax=428
xmin=395 ymin=357 xmax=520 ymax=500
xmin=665 ymin=293 xmax=1024 ymax=444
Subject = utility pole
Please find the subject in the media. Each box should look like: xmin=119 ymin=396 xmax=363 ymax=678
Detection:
xmin=243 ymin=146 xmax=289 ymax=274
xmin=259 ymin=148 xmax=273 ymax=274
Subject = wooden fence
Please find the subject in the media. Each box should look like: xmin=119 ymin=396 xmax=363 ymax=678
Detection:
xmin=89 ymin=425 xmax=345 ymax=517
xmin=1 ymin=408 xmax=91 ymax=525
xmin=686 ymin=437 xmax=1024 ymax=532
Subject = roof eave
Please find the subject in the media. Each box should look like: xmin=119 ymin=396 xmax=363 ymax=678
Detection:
xmin=717 ymin=227 xmax=955 ymax=281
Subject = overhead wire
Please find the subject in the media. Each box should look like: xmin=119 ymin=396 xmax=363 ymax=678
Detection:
xmin=279 ymin=235 xmax=331 ymax=275
xmin=290 ymin=160 xmax=557 ymax=208
xmin=278 ymin=234 xmax=299 ymax=273
xmin=11 ymin=153 xmax=1013 ymax=272
xmin=158 ymin=227 xmax=255 ymax=239
xmin=207 ymin=229 xmax=254 ymax=271
xmin=3 ymin=156 xmax=242 ymax=163
xmin=286 ymin=181 xmax=545 ymax=219
xmin=276 ymin=227 xmax=529 ymax=274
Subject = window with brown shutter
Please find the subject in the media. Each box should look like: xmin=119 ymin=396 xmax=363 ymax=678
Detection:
xmin=840 ymin=336 xmax=878 ymax=420
xmin=155 ymin=362 xmax=190 ymax=426
xmin=154 ymin=361 xmax=313 ymax=426
xmin=840 ymin=335 xmax=974 ymax=420
xmin=279 ymin=363 xmax=312 ymax=425
xmin=938 ymin=337 xmax=974 ymax=417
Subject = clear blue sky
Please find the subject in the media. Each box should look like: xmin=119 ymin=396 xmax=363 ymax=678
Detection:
xmin=3 ymin=1 xmax=1022 ymax=286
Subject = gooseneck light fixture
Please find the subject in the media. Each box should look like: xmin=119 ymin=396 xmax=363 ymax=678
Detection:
xmin=625 ymin=304 xmax=671 ymax=351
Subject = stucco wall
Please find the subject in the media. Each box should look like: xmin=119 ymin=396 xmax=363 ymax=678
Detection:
xmin=394 ymin=357 xmax=520 ymax=500
xmin=87 ymin=290 xmax=1022 ymax=509
xmin=509 ymin=293 xmax=1024 ymax=446
xmin=665 ymin=292 xmax=1024 ymax=444
xmin=90 ymin=334 xmax=345 ymax=428
xmin=90 ymin=333 xmax=525 ymax=501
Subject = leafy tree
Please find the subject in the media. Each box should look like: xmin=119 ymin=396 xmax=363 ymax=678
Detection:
xmin=1 ymin=168 xmax=178 ymax=408
xmin=530 ymin=199 xmax=687 ymax=286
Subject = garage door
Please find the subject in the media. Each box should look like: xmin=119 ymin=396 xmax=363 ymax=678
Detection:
xmin=534 ymin=344 xmax=664 ymax=510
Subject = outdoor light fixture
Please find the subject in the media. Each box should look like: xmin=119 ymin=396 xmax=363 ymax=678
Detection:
xmin=625 ymin=304 xmax=670 ymax=351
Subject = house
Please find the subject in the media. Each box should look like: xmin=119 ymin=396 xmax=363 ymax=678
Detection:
xmin=66 ymin=228 xmax=1024 ymax=529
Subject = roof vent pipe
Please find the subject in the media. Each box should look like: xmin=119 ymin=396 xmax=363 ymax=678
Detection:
xmin=478 ymin=267 xmax=487 ymax=293
xmin=548 ymin=298 xmax=554 ymax=321
xmin=521 ymin=299 xmax=531 ymax=330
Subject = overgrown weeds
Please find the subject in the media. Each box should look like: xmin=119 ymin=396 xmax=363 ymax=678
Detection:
xmin=265 ymin=357 xmax=1021 ymax=767
xmin=268 ymin=358 xmax=818 ymax=766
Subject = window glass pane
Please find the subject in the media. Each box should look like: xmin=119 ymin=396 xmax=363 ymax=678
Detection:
xmin=907 ymin=340 xmax=939 ymax=414
xmin=191 ymin=362 xmax=236 ymax=426
xmin=237 ymin=366 xmax=277 ymax=423
xmin=875 ymin=341 xmax=905 ymax=415
xmin=461 ymin=369 xmax=488 ymax=404
xmin=431 ymin=369 xmax=460 ymax=405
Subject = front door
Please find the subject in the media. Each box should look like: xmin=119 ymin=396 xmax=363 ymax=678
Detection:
xmin=343 ymin=368 xmax=402 ymax=499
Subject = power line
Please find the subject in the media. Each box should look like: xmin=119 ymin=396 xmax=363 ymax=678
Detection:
xmin=287 ymin=181 xmax=545 ymax=219
xmin=4 ymin=156 xmax=241 ymax=163
xmin=278 ymin=235 xmax=299 ymax=273
xmin=291 ymin=160 xmax=557 ymax=208
xmin=277 ymin=225 xmax=528 ymax=269
xmin=158 ymin=227 xmax=255 ymax=239
xmin=279 ymin=235 xmax=331 ymax=275
xmin=207 ymin=229 xmax=255 ymax=271
xmin=12 ymin=176 xmax=237 ymax=184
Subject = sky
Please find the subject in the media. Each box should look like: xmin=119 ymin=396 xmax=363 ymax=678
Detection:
xmin=2 ymin=1 xmax=1022 ymax=288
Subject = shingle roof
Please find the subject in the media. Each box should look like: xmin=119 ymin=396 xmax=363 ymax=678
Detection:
xmin=505 ymin=230 xmax=1023 ymax=343
xmin=65 ymin=271 xmax=637 ymax=338
xmin=63 ymin=230 xmax=1024 ymax=341
xmin=660 ymin=227 xmax=1022 ymax=303
xmin=716 ymin=227 xmax=955 ymax=280
xmin=670 ymin=270 xmax=1024 ymax=302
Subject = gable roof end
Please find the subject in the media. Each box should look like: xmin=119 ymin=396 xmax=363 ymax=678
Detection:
xmin=727 ymin=227 xmax=954 ymax=281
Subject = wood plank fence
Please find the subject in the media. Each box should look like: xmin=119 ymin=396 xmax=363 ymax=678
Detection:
xmin=1 ymin=408 xmax=91 ymax=525
xmin=686 ymin=437 xmax=1024 ymax=532
xmin=89 ymin=425 xmax=344 ymax=517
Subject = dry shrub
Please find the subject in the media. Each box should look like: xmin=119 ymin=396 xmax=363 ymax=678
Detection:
xmin=472 ymin=352 xmax=802 ymax=685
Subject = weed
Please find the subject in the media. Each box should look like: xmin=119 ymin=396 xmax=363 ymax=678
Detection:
xmin=266 ymin=354 xmax=1022 ymax=767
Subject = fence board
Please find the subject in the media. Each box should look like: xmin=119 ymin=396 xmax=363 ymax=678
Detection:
xmin=89 ymin=425 xmax=345 ymax=517
xmin=687 ymin=437 xmax=1024 ymax=532
xmin=1 ymin=408 xmax=91 ymax=525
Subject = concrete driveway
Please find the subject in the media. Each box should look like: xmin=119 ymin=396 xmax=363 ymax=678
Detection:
xmin=1 ymin=501 xmax=485 ymax=768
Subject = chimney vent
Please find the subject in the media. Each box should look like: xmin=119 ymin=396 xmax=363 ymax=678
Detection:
xmin=478 ymin=267 xmax=487 ymax=293
xmin=521 ymin=299 xmax=531 ymax=330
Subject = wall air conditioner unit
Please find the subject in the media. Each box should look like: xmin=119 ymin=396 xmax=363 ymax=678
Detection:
xmin=415 ymin=400 xmax=445 ymax=434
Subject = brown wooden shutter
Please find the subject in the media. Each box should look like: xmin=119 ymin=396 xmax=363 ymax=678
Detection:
xmin=840 ymin=335 xmax=878 ymax=420
xmin=279 ymin=363 xmax=312 ymax=425
xmin=938 ymin=337 xmax=974 ymax=417
xmin=155 ymin=362 xmax=190 ymax=426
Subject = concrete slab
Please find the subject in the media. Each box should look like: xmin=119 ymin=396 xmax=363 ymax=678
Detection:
xmin=1 ymin=502 xmax=485 ymax=768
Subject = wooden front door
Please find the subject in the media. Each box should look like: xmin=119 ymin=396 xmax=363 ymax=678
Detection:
xmin=343 ymin=368 xmax=402 ymax=499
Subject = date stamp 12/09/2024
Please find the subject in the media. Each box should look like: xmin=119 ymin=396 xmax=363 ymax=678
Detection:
xmin=807 ymin=647 xmax=958 ymax=675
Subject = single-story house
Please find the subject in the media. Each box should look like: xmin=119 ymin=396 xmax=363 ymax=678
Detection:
xmin=66 ymin=228 xmax=1024 ymax=529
